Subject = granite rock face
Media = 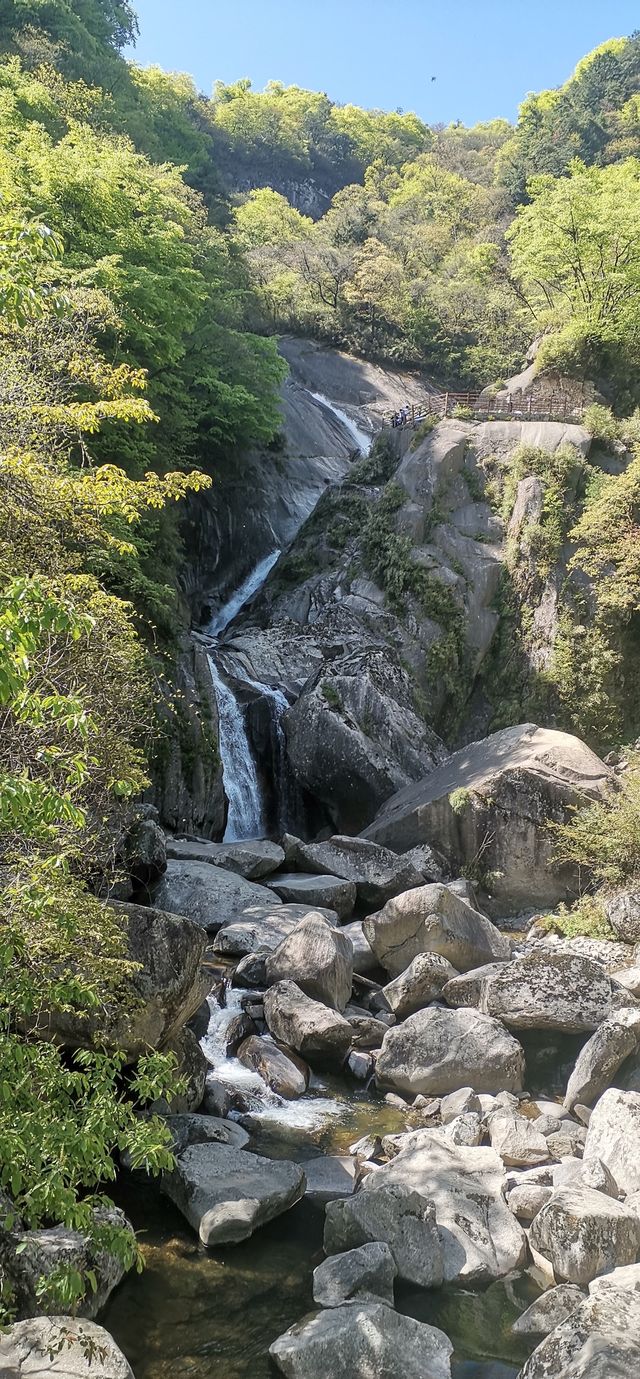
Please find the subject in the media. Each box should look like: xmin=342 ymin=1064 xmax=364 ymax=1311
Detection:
xmin=364 ymin=724 xmax=613 ymax=915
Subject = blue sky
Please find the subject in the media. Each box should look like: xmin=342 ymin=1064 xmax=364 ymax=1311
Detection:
xmin=126 ymin=1 xmax=639 ymax=126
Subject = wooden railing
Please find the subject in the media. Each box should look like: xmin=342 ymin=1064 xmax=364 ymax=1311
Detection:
xmin=385 ymin=391 xmax=586 ymax=428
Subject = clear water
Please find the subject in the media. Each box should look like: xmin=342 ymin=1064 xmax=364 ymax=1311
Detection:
xmin=310 ymin=391 xmax=373 ymax=457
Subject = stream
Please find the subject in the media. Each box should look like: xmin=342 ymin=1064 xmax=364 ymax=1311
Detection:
xmin=104 ymin=391 xmax=527 ymax=1377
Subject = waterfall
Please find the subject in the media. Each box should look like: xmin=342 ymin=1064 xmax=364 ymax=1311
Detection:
xmin=207 ymin=550 xmax=284 ymax=843
xmin=207 ymin=655 xmax=267 ymax=842
xmin=208 ymin=549 xmax=281 ymax=638
xmin=310 ymin=391 xmax=372 ymax=457
xmin=205 ymin=390 xmax=371 ymax=842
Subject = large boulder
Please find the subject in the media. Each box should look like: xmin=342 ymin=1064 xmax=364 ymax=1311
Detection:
xmin=381 ymin=953 xmax=459 ymax=1018
xmin=341 ymin=921 xmax=379 ymax=977
xmin=564 ymin=1009 xmax=640 ymax=1110
xmin=285 ymin=646 xmax=446 ymax=835
xmin=163 ymin=1142 xmax=305 ymax=1247
xmin=324 ymin=1182 xmax=444 ymax=1288
xmin=265 ymin=914 xmax=353 ymax=1011
xmin=269 ymin=1301 xmax=453 ymax=1379
xmin=33 ymin=900 xmax=207 ymax=1058
xmin=166 ymin=836 xmax=284 ymax=878
xmin=237 ymin=1036 xmax=308 ymax=1100
xmin=0 ymin=1317 xmax=134 ymax=1378
xmin=153 ymin=1025 xmax=207 ymax=1113
xmin=511 ymin=1284 xmax=586 ymax=1340
xmin=487 ymin=1109 xmax=550 ymax=1168
xmin=362 ymin=1132 xmax=527 ymax=1285
xmin=363 ymin=724 xmax=613 ymax=915
xmin=312 ymin=1242 xmax=396 ymax=1308
xmin=1 ymin=1207 xmax=133 ymax=1321
xmin=467 ymin=950 xmax=617 ymax=1032
xmin=584 ymin=1089 xmax=640 ymax=1194
xmin=263 ymin=981 xmax=352 ymax=1068
xmin=267 ymin=873 xmax=356 ymax=920
xmin=214 ymin=902 xmax=338 ymax=957
xmin=363 ymin=884 xmax=510 ymax=978
xmin=530 ymin=1188 xmax=640 ymax=1285
xmin=152 ymin=860 xmax=276 ymax=932
xmin=375 ymin=1006 xmax=525 ymax=1097
xmin=292 ymin=836 xmax=425 ymax=908
xmin=604 ymin=890 xmax=640 ymax=943
xmin=517 ymin=1286 xmax=640 ymax=1378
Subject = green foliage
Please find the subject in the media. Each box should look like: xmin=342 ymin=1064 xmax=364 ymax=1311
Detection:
xmin=551 ymin=761 xmax=640 ymax=886
xmin=348 ymin=435 xmax=397 ymax=485
xmin=498 ymin=35 xmax=640 ymax=201
xmin=449 ymin=787 xmax=472 ymax=815
xmin=583 ymin=402 xmax=621 ymax=443
xmin=409 ymin=416 xmax=440 ymax=448
xmin=508 ymin=158 xmax=640 ymax=400
xmin=537 ymin=896 xmax=615 ymax=940
xmin=321 ymin=681 xmax=341 ymax=709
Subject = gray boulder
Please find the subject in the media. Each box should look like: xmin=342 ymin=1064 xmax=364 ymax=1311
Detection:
xmin=312 ymin=1242 xmax=396 ymax=1307
xmin=363 ymin=724 xmax=613 ymax=915
xmin=565 ymin=1009 xmax=640 ymax=1111
xmin=363 ymin=883 xmax=510 ymax=978
xmin=125 ymin=816 xmax=166 ymax=886
xmin=267 ymin=873 xmax=356 ymax=919
xmin=530 ymin=1187 xmax=640 ymax=1285
xmin=214 ymin=902 xmax=338 ymax=957
xmin=487 ymin=1109 xmax=550 ymax=1167
xmin=363 ymin=1133 xmax=527 ymax=1285
xmin=604 ymin=890 xmax=640 ymax=943
xmin=292 ymin=835 xmax=424 ymax=908
xmin=152 ymin=1025 xmax=206 ymax=1113
xmin=304 ymin=1156 xmax=356 ymax=1205
xmin=2 ymin=1207 xmax=133 ymax=1322
xmin=324 ymin=1183 xmax=444 ymax=1287
xmin=516 ymin=1286 xmax=640 ymax=1377
xmin=269 ymin=1301 xmax=453 ymax=1379
xmin=0 ymin=1317 xmax=134 ymax=1378
xmin=589 ymin=1261 xmax=640 ymax=1295
xmin=507 ymin=1184 xmax=553 ymax=1221
xmin=381 ymin=953 xmax=459 ymax=1019
xmin=166 ymin=836 xmax=284 ymax=878
xmin=34 ymin=900 xmax=207 ymax=1059
xmin=161 ymin=1114 xmax=250 ymax=1154
xmin=375 ymin=1006 xmax=525 ymax=1097
xmin=552 ymin=1157 xmax=618 ymax=1198
xmin=163 ymin=1142 xmax=305 ymax=1247
xmin=341 ymin=921 xmax=378 ymax=977
xmin=440 ymin=1087 xmax=481 ymax=1122
xmin=584 ymin=1088 xmax=640 ymax=1194
xmin=265 ymin=914 xmax=353 ymax=1011
xmin=237 ymin=1036 xmax=308 ymax=1099
xmin=263 ymin=981 xmax=352 ymax=1068
xmin=512 ymin=1284 xmax=584 ymax=1339
xmin=476 ymin=950 xmax=617 ymax=1032
xmin=152 ymin=860 xmax=276 ymax=932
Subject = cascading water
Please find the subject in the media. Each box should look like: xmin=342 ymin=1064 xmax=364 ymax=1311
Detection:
xmin=310 ymin=391 xmax=372 ymax=458
xmin=208 ymin=550 xmax=281 ymax=637
xmin=206 ymin=392 xmax=372 ymax=843
xmin=207 ymin=657 xmax=267 ymax=842
xmin=207 ymin=550 xmax=282 ymax=843
xmin=202 ymin=986 xmax=346 ymax=1129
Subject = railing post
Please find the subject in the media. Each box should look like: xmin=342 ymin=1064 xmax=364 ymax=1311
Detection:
xmin=527 ymin=395 xmax=532 ymax=418
xmin=444 ymin=392 xmax=449 ymax=417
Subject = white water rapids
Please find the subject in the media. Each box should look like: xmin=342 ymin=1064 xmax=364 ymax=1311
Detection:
xmin=202 ymin=987 xmax=346 ymax=1129
xmin=310 ymin=391 xmax=372 ymax=458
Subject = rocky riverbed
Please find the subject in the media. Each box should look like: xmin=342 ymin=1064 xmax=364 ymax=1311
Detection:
xmin=5 ymin=734 xmax=640 ymax=1379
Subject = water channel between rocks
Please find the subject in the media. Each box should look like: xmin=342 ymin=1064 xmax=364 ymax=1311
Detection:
xmin=104 ymin=983 xmax=550 ymax=1378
